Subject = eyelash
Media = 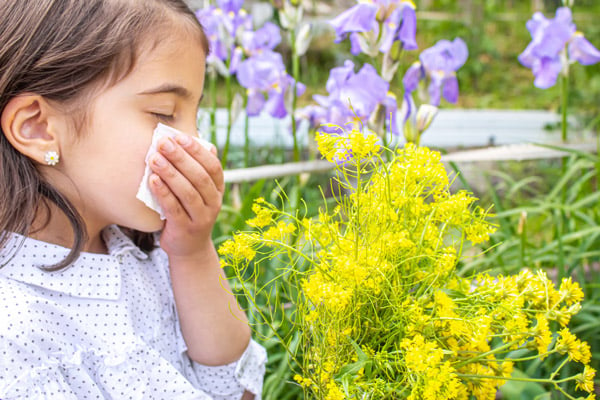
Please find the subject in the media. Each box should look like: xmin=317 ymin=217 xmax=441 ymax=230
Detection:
xmin=152 ymin=113 xmax=175 ymax=122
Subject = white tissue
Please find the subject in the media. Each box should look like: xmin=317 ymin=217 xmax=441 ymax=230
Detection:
xmin=136 ymin=123 xmax=213 ymax=219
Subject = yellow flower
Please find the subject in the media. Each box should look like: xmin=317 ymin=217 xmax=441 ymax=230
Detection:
xmin=262 ymin=220 xmax=296 ymax=241
xmin=348 ymin=129 xmax=380 ymax=159
xmin=559 ymin=277 xmax=584 ymax=306
xmin=302 ymin=271 xmax=353 ymax=313
xmin=217 ymin=233 xmax=257 ymax=262
xmin=502 ymin=312 xmax=529 ymax=348
xmin=315 ymin=128 xmax=379 ymax=164
xmin=293 ymin=374 xmax=313 ymax=388
xmin=575 ymin=366 xmax=596 ymax=393
xmin=325 ymin=380 xmax=345 ymax=400
xmin=401 ymin=335 xmax=444 ymax=373
xmin=533 ymin=314 xmax=552 ymax=358
xmin=246 ymin=199 xmax=273 ymax=228
xmin=230 ymin=123 xmax=592 ymax=399
xmin=465 ymin=212 xmax=496 ymax=244
xmin=556 ymin=328 xmax=591 ymax=363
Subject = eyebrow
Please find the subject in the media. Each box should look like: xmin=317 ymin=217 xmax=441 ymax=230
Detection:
xmin=138 ymin=83 xmax=192 ymax=100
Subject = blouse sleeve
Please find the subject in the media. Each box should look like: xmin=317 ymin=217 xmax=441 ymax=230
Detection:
xmin=176 ymin=334 xmax=267 ymax=400
xmin=189 ymin=339 xmax=267 ymax=400
xmin=0 ymin=336 xmax=79 ymax=400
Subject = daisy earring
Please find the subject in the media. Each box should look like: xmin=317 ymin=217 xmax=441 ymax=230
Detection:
xmin=45 ymin=151 xmax=60 ymax=166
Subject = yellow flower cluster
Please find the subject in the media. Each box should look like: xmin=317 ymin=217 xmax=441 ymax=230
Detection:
xmin=315 ymin=128 xmax=380 ymax=164
xmin=220 ymin=127 xmax=593 ymax=399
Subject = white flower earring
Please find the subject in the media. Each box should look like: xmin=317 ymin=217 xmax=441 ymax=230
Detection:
xmin=45 ymin=151 xmax=60 ymax=166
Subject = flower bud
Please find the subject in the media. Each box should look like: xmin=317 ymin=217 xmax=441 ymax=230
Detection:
xmin=280 ymin=0 xmax=303 ymax=30
xmin=403 ymin=119 xmax=418 ymax=144
xmin=415 ymin=104 xmax=438 ymax=134
xmin=231 ymin=92 xmax=244 ymax=123
xmin=517 ymin=211 xmax=527 ymax=234
xmin=295 ymin=23 xmax=312 ymax=56
xmin=382 ymin=51 xmax=400 ymax=82
xmin=368 ymin=103 xmax=386 ymax=135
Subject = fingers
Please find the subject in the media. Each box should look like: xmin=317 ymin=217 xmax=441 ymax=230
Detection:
xmin=149 ymin=135 xmax=223 ymax=220
xmin=149 ymin=173 xmax=190 ymax=221
xmin=174 ymin=135 xmax=224 ymax=195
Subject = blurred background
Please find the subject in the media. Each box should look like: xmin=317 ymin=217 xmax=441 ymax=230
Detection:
xmin=189 ymin=0 xmax=600 ymax=122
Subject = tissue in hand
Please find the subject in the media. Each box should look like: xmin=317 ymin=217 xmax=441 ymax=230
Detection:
xmin=136 ymin=123 xmax=213 ymax=220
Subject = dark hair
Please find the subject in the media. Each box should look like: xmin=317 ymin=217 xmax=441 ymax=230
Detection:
xmin=0 ymin=0 xmax=208 ymax=270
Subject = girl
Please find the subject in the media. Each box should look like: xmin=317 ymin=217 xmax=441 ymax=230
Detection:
xmin=0 ymin=1 xmax=265 ymax=399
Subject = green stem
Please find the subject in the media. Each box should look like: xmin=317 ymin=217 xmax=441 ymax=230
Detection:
xmin=596 ymin=131 xmax=600 ymax=191
xmin=557 ymin=73 xmax=569 ymax=280
xmin=561 ymin=73 xmax=568 ymax=143
xmin=549 ymin=356 xmax=570 ymax=380
xmin=289 ymin=28 xmax=302 ymax=210
xmin=456 ymin=373 xmax=579 ymax=385
xmin=290 ymin=30 xmax=300 ymax=164
xmin=354 ymin=162 xmax=362 ymax=261
xmin=381 ymin=120 xmax=390 ymax=162
xmin=221 ymin=71 xmax=233 ymax=168
xmin=500 ymin=350 xmax=557 ymax=363
xmin=454 ymin=340 xmax=518 ymax=369
xmin=244 ymin=93 xmax=250 ymax=168
xmin=556 ymin=208 xmax=566 ymax=282
xmin=519 ymin=213 xmax=526 ymax=270
xmin=209 ymin=71 xmax=218 ymax=145
xmin=235 ymin=280 xmax=303 ymax=369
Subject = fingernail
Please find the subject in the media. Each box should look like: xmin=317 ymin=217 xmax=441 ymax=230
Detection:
xmin=161 ymin=139 xmax=175 ymax=153
xmin=176 ymin=134 xmax=192 ymax=146
xmin=153 ymin=153 xmax=166 ymax=167
xmin=151 ymin=174 xmax=162 ymax=186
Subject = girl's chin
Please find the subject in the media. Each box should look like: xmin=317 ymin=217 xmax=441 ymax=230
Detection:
xmin=129 ymin=209 xmax=166 ymax=233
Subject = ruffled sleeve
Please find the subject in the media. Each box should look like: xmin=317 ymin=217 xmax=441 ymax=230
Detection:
xmin=190 ymin=339 xmax=267 ymax=400
xmin=0 ymin=336 xmax=79 ymax=400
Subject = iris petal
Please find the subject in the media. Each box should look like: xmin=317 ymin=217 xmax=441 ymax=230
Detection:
xmin=569 ymin=34 xmax=600 ymax=66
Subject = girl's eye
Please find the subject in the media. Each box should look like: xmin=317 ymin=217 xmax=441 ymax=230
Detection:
xmin=151 ymin=113 xmax=175 ymax=122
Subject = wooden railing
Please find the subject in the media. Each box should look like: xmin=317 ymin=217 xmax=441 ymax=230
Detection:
xmin=224 ymin=142 xmax=597 ymax=183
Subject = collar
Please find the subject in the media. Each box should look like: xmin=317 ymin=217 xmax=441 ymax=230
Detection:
xmin=0 ymin=225 xmax=148 ymax=300
xmin=102 ymin=225 xmax=149 ymax=261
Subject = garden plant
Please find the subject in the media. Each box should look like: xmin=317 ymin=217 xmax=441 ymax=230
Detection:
xmin=196 ymin=0 xmax=600 ymax=398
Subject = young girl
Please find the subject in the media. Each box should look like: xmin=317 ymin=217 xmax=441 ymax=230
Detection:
xmin=0 ymin=1 xmax=266 ymax=399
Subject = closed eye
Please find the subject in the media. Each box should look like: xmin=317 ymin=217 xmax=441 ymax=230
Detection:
xmin=151 ymin=112 xmax=175 ymax=122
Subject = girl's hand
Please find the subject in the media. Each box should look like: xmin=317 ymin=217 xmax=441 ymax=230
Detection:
xmin=149 ymin=134 xmax=223 ymax=260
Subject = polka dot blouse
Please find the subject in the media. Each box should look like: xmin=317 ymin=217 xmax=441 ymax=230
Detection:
xmin=0 ymin=226 xmax=267 ymax=399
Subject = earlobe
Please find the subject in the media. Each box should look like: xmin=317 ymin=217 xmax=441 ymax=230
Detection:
xmin=1 ymin=94 xmax=59 ymax=165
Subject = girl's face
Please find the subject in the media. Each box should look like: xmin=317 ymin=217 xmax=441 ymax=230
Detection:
xmin=56 ymin=30 xmax=206 ymax=234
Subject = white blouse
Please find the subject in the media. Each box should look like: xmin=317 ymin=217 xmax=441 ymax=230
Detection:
xmin=0 ymin=226 xmax=266 ymax=400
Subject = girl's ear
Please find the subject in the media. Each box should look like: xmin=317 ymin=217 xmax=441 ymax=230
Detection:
xmin=1 ymin=94 xmax=62 ymax=165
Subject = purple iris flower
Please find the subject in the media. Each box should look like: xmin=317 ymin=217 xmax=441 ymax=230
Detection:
xmin=241 ymin=22 xmax=281 ymax=55
xmin=216 ymin=0 xmax=244 ymax=14
xmin=196 ymin=7 xmax=228 ymax=63
xmin=519 ymin=7 xmax=600 ymax=89
xmin=570 ymin=33 xmax=600 ymax=65
xmin=379 ymin=4 xmax=417 ymax=53
xmin=196 ymin=2 xmax=252 ymax=75
xmin=330 ymin=3 xmax=378 ymax=41
xmin=402 ymin=37 xmax=468 ymax=106
xmin=298 ymin=60 xmax=398 ymax=134
xmin=330 ymin=0 xmax=417 ymax=55
xmin=237 ymin=51 xmax=305 ymax=118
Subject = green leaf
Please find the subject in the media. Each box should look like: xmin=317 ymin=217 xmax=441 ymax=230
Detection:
xmin=499 ymin=369 xmax=548 ymax=400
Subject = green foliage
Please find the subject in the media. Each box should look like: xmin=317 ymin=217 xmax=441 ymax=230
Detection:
xmin=217 ymin=130 xmax=597 ymax=399
xmin=457 ymin=147 xmax=600 ymax=398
